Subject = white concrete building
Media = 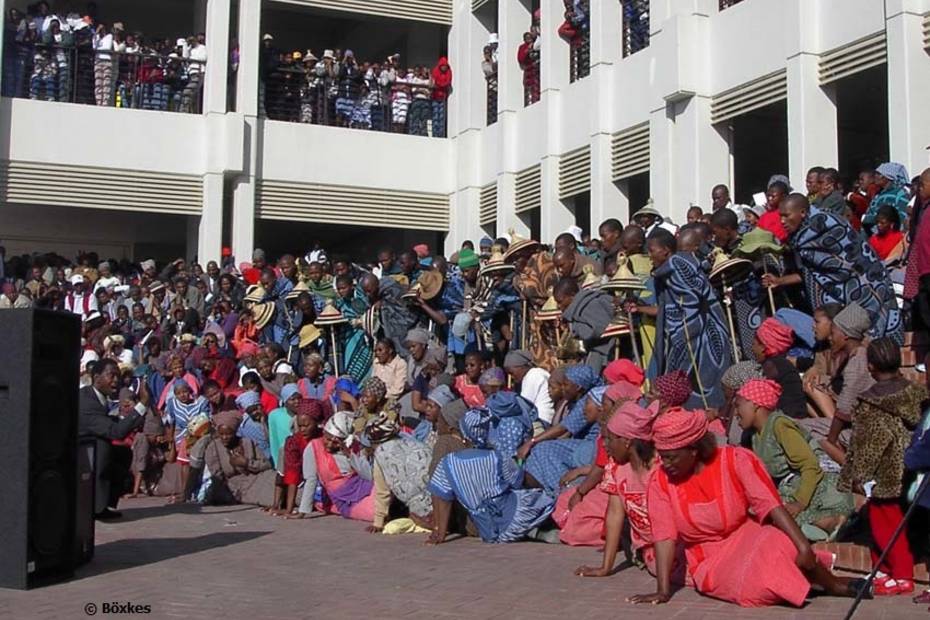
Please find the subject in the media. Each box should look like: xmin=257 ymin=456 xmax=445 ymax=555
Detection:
xmin=1 ymin=0 xmax=929 ymax=264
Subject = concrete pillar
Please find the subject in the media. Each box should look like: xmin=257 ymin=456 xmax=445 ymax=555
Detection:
xmin=588 ymin=0 xmax=623 ymax=229
xmin=540 ymin=155 xmax=574 ymax=243
xmin=539 ymin=0 xmax=570 ymax=96
xmin=786 ymin=53 xmax=838 ymax=187
xmin=498 ymin=0 xmax=529 ymax=114
xmin=448 ymin=9 xmax=489 ymax=136
xmin=203 ymin=0 xmax=231 ymax=115
xmin=448 ymin=187 xmax=483 ymax=253
xmin=886 ymin=0 xmax=930 ymax=175
xmin=649 ymin=107 xmax=670 ymax=221
xmin=186 ymin=216 xmax=200 ymax=262
xmin=232 ymin=173 xmax=256 ymax=263
xmin=236 ymin=0 xmax=262 ymax=117
xmin=497 ymin=172 xmax=531 ymax=238
xmin=198 ymin=173 xmax=224 ymax=265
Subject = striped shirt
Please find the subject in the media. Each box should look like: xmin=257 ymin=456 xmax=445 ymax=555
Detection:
xmin=428 ymin=449 xmax=522 ymax=510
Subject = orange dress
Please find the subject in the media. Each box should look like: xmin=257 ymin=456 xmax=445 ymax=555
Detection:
xmin=648 ymin=446 xmax=830 ymax=607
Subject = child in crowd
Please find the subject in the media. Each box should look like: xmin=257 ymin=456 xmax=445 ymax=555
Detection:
xmin=454 ymin=350 xmax=488 ymax=408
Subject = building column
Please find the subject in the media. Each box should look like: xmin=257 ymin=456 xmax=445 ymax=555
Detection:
xmin=202 ymin=0 xmax=231 ymax=115
xmin=886 ymin=0 xmax=930 ymax=175
xmin=786 ymin=53 xmax=838 ymax=187
xmin=236 ymin=0 xmax=261 ymax=117
xmin=668 ymin=96 xmax=730 ymax=222
xmin=448 ymin=187 xmax=482 ymax=253
xmin=198 ymin=173 xmax=224 ymax=265
xmin=540 ymin=155 xmax=574 ymax=242
xmin=231 ymin=0 xmax=261 ymax=262
xmin=539 ymin=0 xmax=570 ymax=97
xmin=448 ymin=8 xmax=489 ymax=137
xmin=497 ymin=172 xmax=530 ymax=238
xmin=588 ymin=0 xmax=623 ymax=229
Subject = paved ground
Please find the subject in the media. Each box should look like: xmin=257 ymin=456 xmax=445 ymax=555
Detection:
xmin=0 ymin=497 xmax=923 ymax=619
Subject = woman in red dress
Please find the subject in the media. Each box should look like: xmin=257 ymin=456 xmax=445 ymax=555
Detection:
xmin=629 ymin=408 xmax=870 ymax=607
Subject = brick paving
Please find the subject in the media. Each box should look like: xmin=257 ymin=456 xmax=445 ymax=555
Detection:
xmin=0 ymin=497 xmax=923 ymax=619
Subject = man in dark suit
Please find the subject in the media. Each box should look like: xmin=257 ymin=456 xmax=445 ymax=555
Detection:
xmin=79 ymin=359 xmax=146 ymax=519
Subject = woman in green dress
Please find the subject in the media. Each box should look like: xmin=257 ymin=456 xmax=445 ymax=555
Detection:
xmin=735 ymin=378 xmax=853 ymax=541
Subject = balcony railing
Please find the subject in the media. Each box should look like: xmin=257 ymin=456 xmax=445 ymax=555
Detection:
xmin=259 ymin=69 xmax=448 ymax=137
xmin=622 ymin=0 xmax=650 ymax=57
xmin=486 ymin=74 xmax=498 ymax=126
xmin=2 ymin=45 xmax=205 ymax=113
xmin=719 ymin=0 xmax=746 ymax=9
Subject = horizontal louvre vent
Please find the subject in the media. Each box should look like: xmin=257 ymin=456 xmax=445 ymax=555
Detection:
xmin=711 ymin=70 xmax=787 ymax=124
xmin=611 ymin=122 xmax=649 ymax=181
xmin=819 ymin=31 xmax=886 ymax=85
xmin=0 ymin=161 xmax=202 ymax=215
xmin=559 ymin=145 xmax=591 ymax=199
xmin=514 ymin=164 xmax=541 ymax=214
xmin=257 ymin=180 xmax=450 ymax=231
xmin=925 ymin=14 xmax=930 ymax=49
xmin=472 ymin=0 xmax=493 ymax=11
xmin=274 ymin=0 xmax=452 ymax=25
xmin=479 ymin=182 xmax=497 ymax=225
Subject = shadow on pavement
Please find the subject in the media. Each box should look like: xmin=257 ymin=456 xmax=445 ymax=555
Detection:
xmin=72 ymin=531 xmax=270 ymax=580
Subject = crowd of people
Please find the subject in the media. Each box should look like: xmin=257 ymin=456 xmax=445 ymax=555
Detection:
xmin=3 ymin=158 xmax=930 ymax=610
xmin=259 ymin=36 xmax=452 ymax=137
xmin=2 ymin=2 xmax=207 ymax=111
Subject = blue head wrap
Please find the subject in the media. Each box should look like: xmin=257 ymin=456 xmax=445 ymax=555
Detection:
xmin=459 ymin=408 xmax=490 ymax=448
xmin=876 ymin=162 xmax=910 ymax=188
xmin=280 ymin=383 xmax=300 ymax=403
xmin=235 ymin=390 xmax=261 ymax=410
xmin=334 ymin=377 xmax=360 ymax=398
xmin=565 ymin=364 xmax=599 ymax=393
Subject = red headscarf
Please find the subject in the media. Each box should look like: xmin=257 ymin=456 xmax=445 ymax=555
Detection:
xmin=737 ymin=378 xmax=782 ymax=411
xmin=653 ymin=370 xmax=692 ymax=408
xmin=431 ymin=57 xmax=453 ymax=88
xmin=605 ymin=380 xmax=642 ymax=403
xmin=296 ymin=398 xmax=325 ymax=422
xmin=603 ymin=359 xmax=645 ymax=387
xmin=755 ymin=318 xmax=794 ymax=357
xmin=608 ymin=401 xmax=659 ymax=441
xmin=651 ymin=407 xmax=709 ymax=450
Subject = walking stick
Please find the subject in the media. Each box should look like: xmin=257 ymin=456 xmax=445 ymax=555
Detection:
xmin=521 ymin=299 xmax=528 ymax=350
xmin=761 ymin=261 xmax=777 ymax=316
xmin=843 ymin=474 xmax=930 ymax=620
xmin=678 ymin=296 xmax=709 ymax=410
xmin=330 ymin=325 xmax=340 ymax=376
xmin=625 ymin=300 xmax=643 ymax=370
xmin=721 ymin=275 xmax=741 ymax=363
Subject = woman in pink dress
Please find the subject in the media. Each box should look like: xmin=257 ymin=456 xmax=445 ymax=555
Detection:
xmin=575 ymin=400 xmax=668 ymax=577
xmin=295 ymin=411 xmax=374 ymax=521
xmin=630 ymin=408 xmax=870 ymax=607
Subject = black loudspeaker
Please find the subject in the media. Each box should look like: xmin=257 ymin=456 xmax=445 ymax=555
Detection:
xmin=0 ymin=309 xmax=81 ymax=589
xmin=75 ymin=438 xmax=96 ymax=567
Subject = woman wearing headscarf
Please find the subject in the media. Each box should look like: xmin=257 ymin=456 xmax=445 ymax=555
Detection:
xmin=352 ymin=376 xmax=395 ymax=434
xmin=426 ymin=411 xmax=554 ymax=544
xmin=521 ymin=365 xmax=602 ymax=494
xmin=629 ymin=408 xmax=869 ymax=607
xmin=575 ymin=401 xmax=679 ymax=579
xmin=200 ymin=410 xmax=277 ymax=508
xmin=267 ymin=383 xmax=302 ymax=472
xmin=294 ymin=411 xmax=375 ymax=521
xmin=769 ymin=194 xmax=901 ymax=344
xmin=273 ymin=400 xmax=325 ymax=517
xmin=637 ymin=229 xmax=731 ymax=408
xmin=363 ymin=413 xmax=434 ymax=533
xmin=720 ymin=360 xmax=764 ymax=446
xmin=735 ymin=379 xmax=853 ymax=541
xmin=862 ymin=162 xmax=911 ymax=230
xmin=429 ymin=56 xmax=452 ymax=138
xmin=334 ymin=274 xmax=374 ymax=383
xmin=467 ymin=391 xmax=536 ymax=460
xmin=752 ymin=318 xmax=807 ymax=419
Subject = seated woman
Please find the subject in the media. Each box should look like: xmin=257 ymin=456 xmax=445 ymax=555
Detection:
xmin=129 ymin=394 xmax=174 ymax=497
xmin=165 ymin=380 xmax=211 ymax=498
xmin=363 ymin=413 xmax=434 ymax=533
xmin=720 ymin=361 xmax=764 ymax=446
xmin=868 ymin=204 xmax=906 ymax=265
xmin=372 ymin=338 xmax=407 ymax=401
xmin=575 ymin=400 xmax=683 ymax=579
xmin=426 ymin=410 xmax=555 ymax=544
xmin=295 ymin=411 xmax=375 ymax=521
xmin=454 ymin=350 xmax=487 ymax=408
xmin=629 ymin=408 xmax=869 ymax=607
xmin=202 ymin=379 xmax=236 ymax=415
xmin=351 ymin=377 xmax=394 ymax=434
xmin=471 ymin=391 xmax=536 ymax=459
xmin=424 ymin=387 xmax=471 ymax=475
xmin=521 ymin=365 xmax=602 ymax=494
xmin=752 ymin=319 xmax=807 ymax=419
xmin=200 ymin=410 xmax=276 ymax=507
xmin=274 ymin=399 xmax=325 ymax=517
xmin=414 ymin=384 xmax=457 ymax=446
xmin=297 ymin=353 xmax=337 ymax=402
xmin=735 ymin=379 xmax=853 ymax=541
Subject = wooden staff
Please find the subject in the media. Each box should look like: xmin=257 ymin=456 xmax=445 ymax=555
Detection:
xmin=521 ymin=299 xmax=528 ymax=350
xmin=330 ymin=325 xmax=340 ymax=376
xmin=625 ymin=296 xmax=643 ymax=370
xmin=678 ymin=295 xmax=709 ymax=410
xmin=721 ymin=275 xmax=741 ymax=363
xmin=761 ymin=260 xmax=777 ymax=315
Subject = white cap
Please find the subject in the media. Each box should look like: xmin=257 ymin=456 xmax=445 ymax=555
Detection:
xmin=488 ymin=33 xmax=499 ymax=45
xmin=176 ymin=37 xmax=187 ymax=47
xmin=70 ymin=274 xmax=84 ymax=285
xmin=262 ymin=33 xmax=274 ymax=41
xmin=564 ymin=225 xmax=583 ymax=243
